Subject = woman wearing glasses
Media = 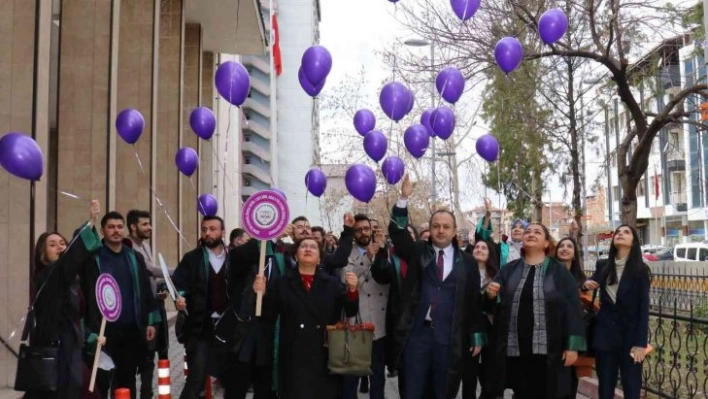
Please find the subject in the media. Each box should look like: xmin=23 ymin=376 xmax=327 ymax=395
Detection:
xmin=253 ymin=237 xmax=360 ymax=399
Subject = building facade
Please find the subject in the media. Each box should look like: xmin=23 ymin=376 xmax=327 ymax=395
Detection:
xmin=0 ymin=0 xmax=267 ymax=387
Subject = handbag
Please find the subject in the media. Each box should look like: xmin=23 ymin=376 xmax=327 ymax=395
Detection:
xmin=211 ymin=305 xmax=252 ymax=354
xmin=326 ymin=313 xmax=375 ymax=376
xmin=13 ymin=309 xmax=59 ymax=392
xmin=582 ymin=289 xmax=598 ymax=357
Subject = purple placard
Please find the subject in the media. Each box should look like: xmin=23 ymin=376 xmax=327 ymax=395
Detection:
xmin=242 ymin=190 xmax=290 ymax=241
xmin=95 ymin=273 xmax=122 ymax=322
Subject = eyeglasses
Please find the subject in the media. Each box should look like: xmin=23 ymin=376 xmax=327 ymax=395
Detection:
xmin=354 ymin=227 xmax=371 ymax=234
xmin=299 ymin=243 xmax=319 ymax=251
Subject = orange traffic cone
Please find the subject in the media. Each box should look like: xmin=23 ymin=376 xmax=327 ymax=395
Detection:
xmin=158 ymin=359 xmax=171 ymax=399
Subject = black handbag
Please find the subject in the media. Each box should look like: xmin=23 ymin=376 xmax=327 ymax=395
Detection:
xmin=13 ymin=309 xmax=59 ymax=392
xmin=582 ymin=289 xmax=598 ymax=357
xmin=212 ymin=305 xmax=252 ymax=354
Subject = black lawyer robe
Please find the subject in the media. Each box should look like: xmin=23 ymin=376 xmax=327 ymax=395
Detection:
xmin=260 ymin=266 xmax=358 ymax=399
xmin=488 ymin=258 xmax=586 ymax=399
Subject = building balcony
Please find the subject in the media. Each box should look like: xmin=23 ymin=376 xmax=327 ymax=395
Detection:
xmin=242 ymin=55 xmax=270 ymax=75
xmin=242 ymin=98 xmax=271 ymax=118
xmin=243 ymin=118 xmax=271 ymax=140
xmin=241 ymin=186 xmax=259 ymax=197
xmin=671 ymin=191 xmax=687 ymax=211
xmin=242 ymin=164 xmax=273 ymax=185
xmin=666 ymin=147 xmax=685 ymax=171
xmin=242 ymin=141 xmax=272 ymax=162
xmin=250 ymin=78 xmax=271 ymax=97
xmin=185 ymin=0 xmax=266 ymax=55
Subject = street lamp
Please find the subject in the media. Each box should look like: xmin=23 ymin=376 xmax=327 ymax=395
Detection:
xmin=438 ymin=151 xmax=457 ymax=212
xmin=404 ymin=38 xmax=437 ymax=206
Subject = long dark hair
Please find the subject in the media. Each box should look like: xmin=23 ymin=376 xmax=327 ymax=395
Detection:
xmin=601 ymin=224 xmax=649 ymax=285
xmin=555 ymin=237 xmax=586 ymax=284
xmin=473 ymin=239 xmax=500 ymax=280
xmin=34 ymin=231 xmax=68 ymax=276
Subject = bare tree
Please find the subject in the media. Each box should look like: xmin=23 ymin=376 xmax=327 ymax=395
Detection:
xmin=391 ymin=0 xmax=703 ymax=227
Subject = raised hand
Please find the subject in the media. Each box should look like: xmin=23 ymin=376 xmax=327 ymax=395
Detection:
xmin=343 ymin=213 xmax=355 ymax=228
xmin=366 ymin=242 xmax=380 ymax=260
xmin=401 ymin=174 xmax=415 ymax=199
xmin=280 ymin=224 xmax=294 ymax=240
xmin=89 ymin=200 xmax=101 ymax=226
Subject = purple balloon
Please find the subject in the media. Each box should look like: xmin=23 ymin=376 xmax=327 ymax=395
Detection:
xmin=116 ymin=108 xmax=145 ymax=144
xmin=476 ymin=134 xmax=500 ymax=162
xmin=175 ymin=147 xmax=199 ymax=177
xmin=301 ymin=45 xmax=333 ymax=86
xmin=420 ymin=108 xmax=436 ymax=137
xmin=494 ymin=37 xmax=524 ymax=74
xmin=381 ymin=156 xmax=405 ymax=185
xmin=431 ymin=107 xmax=456 ymax=140
xmin=0 ymin=133 xmax=43 ymax=181
xmin=450 ymin=0 xmax=481 ymax=20
xmin=404 ymin=124 xmax=430 ymax=159
xmin=190 ymin=107 xmax=216 ymax=140
xmin=538 ymin=8 xmax=569 ymax=45
xmin=215 ymin=61 xmax=251 ymax=106
xmin=345 ymin=164 xmax=377 ymax=203
xmin=270 ymin=188 xmax=287 ymax=200
xmin=436 ymin=67 xmax=465 ymax=104
xmin=379 ymin=82 xmax=410 ymax=122
xmin=354 ymin=109 xmax=376 ymax=136
xmin=305 ymin=168 xmax=327 ymax=197
xmin=197 ymin=194 xmax=218 ymax=217
xmin=405 ymin=88 xmax=415 ymax=115
xmin=298 ymin=67 xmax=326 ymax=97
xmin=363 ymin=130 xmax=388 ymax=162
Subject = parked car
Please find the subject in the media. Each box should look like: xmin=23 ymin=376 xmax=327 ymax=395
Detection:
xmin=654 ymin=247 xmax=674 ymax=260
xmin=674 ymin=243 xmax=708 ymax=262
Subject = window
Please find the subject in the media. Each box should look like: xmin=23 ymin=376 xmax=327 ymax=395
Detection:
xmin=244 ymin=134 xmax=251 ymax=142
xmin=245 ymin=178 xmax=251 ymax=186
xmin=245 ymin=156 xmax=251 ymax=164
xmin=700 ymin=248 xmax=708 ymax=261
xmin=687 ymin=247 xmax=697 ymax=260
xmin=676 ymin=247 xmax=686 ymax=258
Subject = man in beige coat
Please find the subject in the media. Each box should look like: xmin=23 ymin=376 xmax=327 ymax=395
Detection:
xmin=342 ymin=214 xmax=390 ymax=399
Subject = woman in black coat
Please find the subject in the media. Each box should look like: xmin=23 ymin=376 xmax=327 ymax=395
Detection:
xmin=583 ymin=225 xmax=650 ymax=399
xmin=486 ymin=223 xmax=586 ymax=399
xmin=253 ymin=237 xmax=359 ymax=399
xmin=24 ymin=201 xmax=102 ymax=399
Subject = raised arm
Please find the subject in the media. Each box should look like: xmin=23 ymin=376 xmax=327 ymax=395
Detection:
xmin=323 ymin=213 xmax=355 ymax=271
xmin=388 ymin=175 xmax=418 ymax=264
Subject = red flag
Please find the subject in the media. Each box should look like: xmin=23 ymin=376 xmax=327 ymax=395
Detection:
xmin=654 ymin=167 xmax=660 ymax=201
xmin=271 ymin=14 xmax=282 ymax=77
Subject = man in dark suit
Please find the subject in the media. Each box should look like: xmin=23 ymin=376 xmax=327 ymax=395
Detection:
xmin=388 ymin=175 xmax=486 ymax=399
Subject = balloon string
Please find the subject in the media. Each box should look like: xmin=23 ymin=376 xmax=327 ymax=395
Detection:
xmin=47 ymin=187 xmax=91 ymax=203
xmin=132 ymin=147 xmax=191 ymax=248
xmin=496 ymin=160 xmax=503 ymax=237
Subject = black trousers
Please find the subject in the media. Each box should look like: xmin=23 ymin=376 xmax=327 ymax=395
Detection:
xmin=596 ymin=349 xmax=642 ymax=399
xmin=228 ymin=356 xmax=276 ymax=399
xmin=507 ymin=355 xmax=548 ymax=399
xmin=462 ymin=345 xmax=495 ymax=399
xmin=98 ymin=326 xmax=145 ymax=399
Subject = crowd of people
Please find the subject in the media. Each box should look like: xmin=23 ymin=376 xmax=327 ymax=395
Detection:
xmin=24 ymin=174 xmax=651 ymax=399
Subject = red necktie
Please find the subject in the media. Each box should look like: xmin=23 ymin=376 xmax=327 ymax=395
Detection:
xmin=437 ymin=250 xmax=444 ymax=281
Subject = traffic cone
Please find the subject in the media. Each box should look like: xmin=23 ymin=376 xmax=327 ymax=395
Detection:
xmin=158 ymin=359 xmax=171 ymax=399
xmin=115 ymin=388 xmax=131 ymax=399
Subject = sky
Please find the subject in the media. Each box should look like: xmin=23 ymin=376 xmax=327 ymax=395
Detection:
xmin=317 ymin=0 xmax=622 ymax=213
